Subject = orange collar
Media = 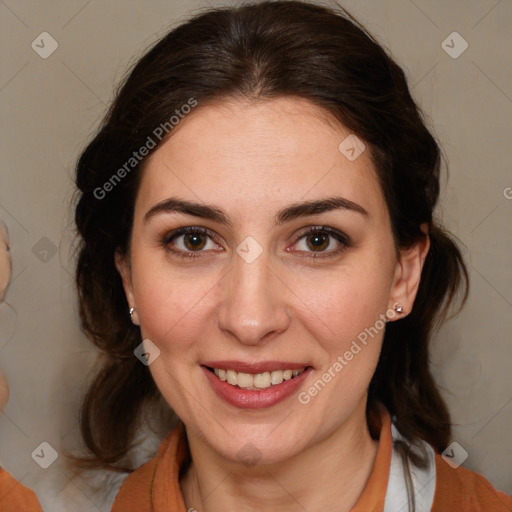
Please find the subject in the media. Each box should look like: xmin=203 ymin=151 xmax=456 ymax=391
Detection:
xmin=351 ymin=407 xmax=392 ymax=511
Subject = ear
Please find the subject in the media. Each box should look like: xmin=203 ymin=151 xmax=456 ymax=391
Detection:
xmin=387 ymin=223 xmax=430 ymax=320
xmin=115 ymin=250 xmax=140 ymax=326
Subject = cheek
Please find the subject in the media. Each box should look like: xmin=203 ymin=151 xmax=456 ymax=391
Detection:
xmin=298 ymin=264 xmax=391 ymax=345
xmin=131 ymin=257 xmax=221 ymax=355
xmin=301 ymin=280 xmax=387 ymax=399
xmin=291 ymin=264 xmax=391 ymax=406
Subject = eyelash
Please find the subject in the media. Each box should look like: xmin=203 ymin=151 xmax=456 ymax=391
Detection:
xmin=160 ymin=225 xmax=351 ymax=261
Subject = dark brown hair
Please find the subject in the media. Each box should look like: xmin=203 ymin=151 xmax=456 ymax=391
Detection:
xmin=72 ymin=0 xmax=469 ymax=474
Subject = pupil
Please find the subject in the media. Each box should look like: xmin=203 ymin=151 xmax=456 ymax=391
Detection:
xmin=309 ymin=233 xmax=328 ymax=251
xmin=186 ymin=233 xmax=205 ymax=250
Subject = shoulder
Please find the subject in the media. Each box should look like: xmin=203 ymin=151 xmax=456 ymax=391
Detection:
xmin=112 ymin=422 xmax=188 ymax=512
xmin=387 ymin=417 xmax=511 ymax=511
xmin=0 ymin=467 xmax=43 ymax=511
xmin=111 ymin=442 xmax=165 ymax=511
xmin=432 ymin=453 xmax=512 ymax=511
xmin=112 ymin=456 xmax=159 ymax=510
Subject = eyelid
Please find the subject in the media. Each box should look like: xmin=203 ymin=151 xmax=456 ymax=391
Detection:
xmin=289 ymin=225 xmax=351 ymax=259
xmin=160 ymin=225 xmax=351 ymax=259
xmin=161 ymin=226 xmax=217 ymax=245
xmin=293 ymin=225 xmax=351 ymax=245
xmin=160 ymin=226 xmax=219 ymax=257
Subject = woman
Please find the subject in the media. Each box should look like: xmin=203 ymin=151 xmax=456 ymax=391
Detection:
xmin=72 ymin=1 xmax=512 ymax=510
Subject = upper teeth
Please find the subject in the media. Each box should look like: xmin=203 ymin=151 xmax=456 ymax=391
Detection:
xmin=213 ymin=368 xmax=306 ymax=390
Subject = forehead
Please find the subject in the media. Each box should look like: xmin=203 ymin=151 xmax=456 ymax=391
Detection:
xmin=135 ymin=97 xmax=386 ymax=225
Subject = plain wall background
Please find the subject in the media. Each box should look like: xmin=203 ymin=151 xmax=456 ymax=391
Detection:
xmin=0 ymin=0 xmax=511 ymax=509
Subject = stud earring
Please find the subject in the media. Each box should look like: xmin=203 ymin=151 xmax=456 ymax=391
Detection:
xmin=394 ymin=304 xmax=403 ymax=314
xmin=129 ymin=307 xmax=140 ymax=326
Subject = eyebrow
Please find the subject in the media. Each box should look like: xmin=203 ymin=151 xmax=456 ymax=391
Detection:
xmin=144 ymin=196 xmax=371 ymax=227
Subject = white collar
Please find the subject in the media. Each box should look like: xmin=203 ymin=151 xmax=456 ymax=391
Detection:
xmin=383 ymin=421 xmax=437 ymax=512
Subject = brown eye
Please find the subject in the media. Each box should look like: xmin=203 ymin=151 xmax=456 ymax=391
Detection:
xmin=161 ymin=227 xmax=218 ymax=259
xmin=305 ymin=232 xmax=329 ymax=252
xmin=183 ymin=232 xmax=207 ymax=251
xmin=292 ymin=226 xmax=351 ymax=259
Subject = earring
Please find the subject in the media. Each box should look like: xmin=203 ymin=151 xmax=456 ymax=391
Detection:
xmin=394 ymin=304 xmax=403 ymax=314
xmin=129 ymin=307 xmax=140 ymax=326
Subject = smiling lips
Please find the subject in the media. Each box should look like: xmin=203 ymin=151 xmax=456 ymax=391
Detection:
xmin=211 ymin=367 xmax=306 ymax=390
xmin=202 ymin=363 xmax=312 ymax=409
xmin=202 ymin=360 xmax=309 ymax=389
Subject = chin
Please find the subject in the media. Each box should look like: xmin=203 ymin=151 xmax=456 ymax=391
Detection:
xmin=208 ymin=421 xmax=310 ymax=466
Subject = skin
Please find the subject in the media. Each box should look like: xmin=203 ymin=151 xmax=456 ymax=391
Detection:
xmin=0 ymin=371 xmax=7 ymax=413
xmin=0 ymin=221 xmax=10 ymax=411
xmin=116 ymin=97 xmax=429 ymax=512
xmin=0 ymin=221 xmax=11 ymax=304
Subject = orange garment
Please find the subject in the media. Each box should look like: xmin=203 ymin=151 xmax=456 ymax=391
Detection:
xmin=0 ymin=467 xmax=43 ymax=511
xmin=113 ymin=411 xmax=512 ymax=511
xmin=434 ymin=455 xmax=512 ymax=511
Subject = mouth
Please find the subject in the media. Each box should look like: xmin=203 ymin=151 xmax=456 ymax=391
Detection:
xmin=201 ymin=362 xmax=313 ymax=409
xmin=203 ymin=365 xmax=308 ymax=390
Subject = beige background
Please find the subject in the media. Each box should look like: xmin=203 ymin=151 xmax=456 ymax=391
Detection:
xmin=0 ymin=0 xmax=511 ymax=509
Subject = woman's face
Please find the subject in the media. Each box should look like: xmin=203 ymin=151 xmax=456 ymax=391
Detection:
xmin=118 ymin=97 xmax=426 ymax=465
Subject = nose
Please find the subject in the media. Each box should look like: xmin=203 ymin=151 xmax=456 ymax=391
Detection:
xmin=217 ymin=249 xmax=291 ymax=346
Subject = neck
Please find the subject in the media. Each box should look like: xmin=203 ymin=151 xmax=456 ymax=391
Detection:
xmin=180 ymin=398 xmax=379 ymax=512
